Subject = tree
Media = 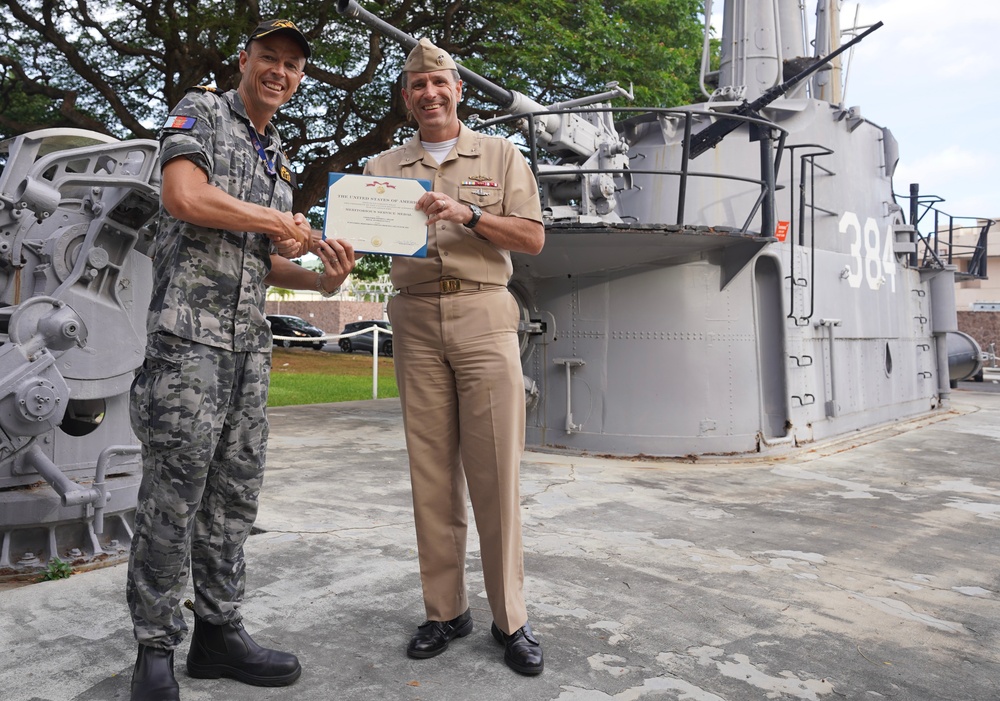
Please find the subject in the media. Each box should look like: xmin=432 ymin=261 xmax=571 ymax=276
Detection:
xmin=351 ymin=253 xmax=391 ymax=281
xmin=0 ymin=0 xmax=708 ymax=216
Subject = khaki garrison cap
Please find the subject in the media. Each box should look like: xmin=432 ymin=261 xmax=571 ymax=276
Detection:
xmin=403 ymin=38 xmax=457 ymax=72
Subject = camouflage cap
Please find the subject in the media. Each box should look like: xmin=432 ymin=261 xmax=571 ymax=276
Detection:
xmin=403 ymin=38 xmax=457 ymax=73
xmin=247 ymin=19 xmax=311 ymax=59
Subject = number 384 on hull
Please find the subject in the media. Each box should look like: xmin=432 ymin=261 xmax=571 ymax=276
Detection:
xmin=337 ymin=0 xmax=990 ymax=458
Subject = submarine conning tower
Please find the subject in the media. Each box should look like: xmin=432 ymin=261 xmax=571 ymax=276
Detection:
xmin=336 ymin=0 xmax=988 ymax=457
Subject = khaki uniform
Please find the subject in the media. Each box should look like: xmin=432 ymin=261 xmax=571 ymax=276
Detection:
xmin=365 ymin=124 xmax=542 ymax=634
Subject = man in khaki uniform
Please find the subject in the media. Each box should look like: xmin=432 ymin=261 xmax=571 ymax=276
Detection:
xmin=363 ymin=38 xmax=545 ymax=675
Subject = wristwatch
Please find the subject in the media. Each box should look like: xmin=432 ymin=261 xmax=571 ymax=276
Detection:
xmin=316 ymin=273 xmax=339 ymax=298
xmin=466 ymin=203 xmax=483 ymax=229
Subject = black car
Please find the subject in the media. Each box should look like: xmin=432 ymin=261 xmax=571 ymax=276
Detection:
xmin=339 ymin=320 xmax=392 ymax=356
xmin=267 ymin=314 xmax=326 ymax=350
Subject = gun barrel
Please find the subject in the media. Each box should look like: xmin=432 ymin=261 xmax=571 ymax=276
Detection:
xmin=689 ymin=20 xmax=883 ymax=158
xmin=765 ymin=20 xmax=884 ymax=108
xmin=335 ymin=0 xmax=516 ymax=109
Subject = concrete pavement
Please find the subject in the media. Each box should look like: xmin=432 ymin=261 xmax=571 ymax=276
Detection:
xmin=2 ymin=388 xmax=999 ymax=701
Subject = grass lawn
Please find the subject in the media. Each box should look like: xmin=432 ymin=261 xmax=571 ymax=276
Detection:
xmin=268 ymin=347 xmax=398 ymax=407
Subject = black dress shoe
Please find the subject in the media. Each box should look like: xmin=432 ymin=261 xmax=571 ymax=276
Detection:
xmin=186 ymin=614 xmax=301 ymax=687
xmin=130 ymin=644 xmax=180 ymax=701
xmin=406 ymin=609 xmax=473 ymax=659
xmin=491 ymin=621 xmax=544 ymax=675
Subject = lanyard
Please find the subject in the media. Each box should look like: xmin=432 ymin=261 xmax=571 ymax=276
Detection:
xmin=245 ymin=123 xmax=276 ymax=178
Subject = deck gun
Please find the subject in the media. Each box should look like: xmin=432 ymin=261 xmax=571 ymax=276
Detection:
xmin=689 ymin=20 xmax=883 ymax=158
xmin=336 ymin=0 xmax=634 ymax=221
xmin=0 ymin=128 xmax=157 ymax=576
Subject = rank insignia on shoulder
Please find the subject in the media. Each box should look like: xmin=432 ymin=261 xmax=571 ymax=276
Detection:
xmin=163 ymin=115 xmax=197 ymax=130
xmin=279 ymin=165 xmax=293 ymax=184
xmin=187 ymin=85 xmax=220 ymax=94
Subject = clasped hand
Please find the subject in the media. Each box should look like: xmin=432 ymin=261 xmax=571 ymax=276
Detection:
xmin=269 ymin=212 xmax=313 ymax=258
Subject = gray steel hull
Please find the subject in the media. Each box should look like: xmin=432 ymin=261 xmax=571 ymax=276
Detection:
xmin=514 ymin=99 xmax=955 ymax=457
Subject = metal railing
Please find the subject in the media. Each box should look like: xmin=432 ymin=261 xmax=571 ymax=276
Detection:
xmin=783 ymin=143 xmax=836 ymax=326
xmin=272 ymin=323 xmax=393 ymax=399
xmin=898 ymin=184 xmax=994 ymax=278
xmin=475 ymin=107 xmax=789 ymax=237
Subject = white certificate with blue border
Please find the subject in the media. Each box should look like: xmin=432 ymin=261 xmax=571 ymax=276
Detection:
xmin=323 ymin=173 xmax=429 ymax=257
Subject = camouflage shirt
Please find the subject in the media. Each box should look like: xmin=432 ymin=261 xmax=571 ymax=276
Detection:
xmin=147 ymin=87 xmax=296 ymax=352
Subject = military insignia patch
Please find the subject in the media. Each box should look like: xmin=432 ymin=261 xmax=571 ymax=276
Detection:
xmin=279 ymin=166 xmax=293 ymax=184
xmin=163 ymin=115 xmax=197 ymax=130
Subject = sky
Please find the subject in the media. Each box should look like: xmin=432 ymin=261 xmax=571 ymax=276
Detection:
xmin=709 ymin=0 xmax=999 ymax=220
xmin=824 ymin=1 xmax=997 ymax=219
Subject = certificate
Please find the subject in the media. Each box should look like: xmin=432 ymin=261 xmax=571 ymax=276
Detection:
xmin=323 ymin=173 xmax=429 ymax=257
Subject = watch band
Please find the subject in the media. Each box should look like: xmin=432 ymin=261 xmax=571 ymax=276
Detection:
xmin=466 ymin=204 xmax=482 ymax=229
xmin=316 ymin=273 xmax=339 ymax=298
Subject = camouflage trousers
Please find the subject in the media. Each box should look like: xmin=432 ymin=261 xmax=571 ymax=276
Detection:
xmin=126 ymin=332 xmax=271 ymax=649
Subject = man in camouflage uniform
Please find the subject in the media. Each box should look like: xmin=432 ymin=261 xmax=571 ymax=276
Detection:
xmin=126 ymin=20 xmax=355 ymax=701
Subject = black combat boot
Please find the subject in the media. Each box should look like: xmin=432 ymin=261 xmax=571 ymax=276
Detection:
xmin=186 ymin=614 xmax=301 ymax=686
xmin=130 ymin=644 xmax=180 ymax=701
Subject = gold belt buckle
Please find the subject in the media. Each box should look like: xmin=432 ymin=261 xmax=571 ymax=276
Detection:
xmin=440 ymin=279 xmax=461 ymax=293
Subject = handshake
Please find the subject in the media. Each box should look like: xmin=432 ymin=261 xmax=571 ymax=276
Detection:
xmin=268 ymin=211 xmax=323 ymax=259
xmin=268 ymin=211 xmax=357 ymax=286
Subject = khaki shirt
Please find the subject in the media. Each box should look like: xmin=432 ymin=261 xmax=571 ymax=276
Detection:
xmin=364 ymin=124 xmax=542 ymax=289
xmin=148 ymin=88 xmax=295 ymax=352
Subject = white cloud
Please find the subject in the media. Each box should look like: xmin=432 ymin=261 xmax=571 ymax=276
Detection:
xmin=845 ymin=0 xmax=1000 ymax=217
xmin=894 ymin=147 xmax=996 ymax=217
xmin=901 ymin=147 xmax=991 ymax=184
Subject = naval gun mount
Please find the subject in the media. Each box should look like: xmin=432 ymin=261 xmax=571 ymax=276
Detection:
xmin=0 ymin=129 xmax=158 ymax=580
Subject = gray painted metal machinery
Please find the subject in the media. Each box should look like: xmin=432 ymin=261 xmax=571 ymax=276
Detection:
xmin=338 ymin=0 xmax=988 ymax=457
xmin=0 ymin=0 xmax=990 ymax=577
xmin=0 ymin=129 xmax=158 ymax=580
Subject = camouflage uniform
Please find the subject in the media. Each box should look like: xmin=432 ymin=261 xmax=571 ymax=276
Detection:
xmin=127 ymin=87 xmax=294 ymax=649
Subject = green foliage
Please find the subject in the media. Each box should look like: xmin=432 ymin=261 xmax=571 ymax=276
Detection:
xmin=267 ymin=286 xmax=295 ymax=301
xmin=467 ymin=0 xmax=707 ymax=111
xmin=38 ymin=557 xmax=74 ymax=582
xmin=0 ymin=67 xmax=64 ymax=133
xmin=351 ymin=253 xmax=391 ymax=281
xmin=0 ymin=0 xmax=710 ymax=214
xmin=268 ymin=372 xmax=398 ymax=406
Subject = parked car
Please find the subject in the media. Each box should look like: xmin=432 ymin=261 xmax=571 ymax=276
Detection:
xmin=267 ymin=314 xmax=326 ymax=350
xmin=339 ymin=320 xmax=392 ymax=356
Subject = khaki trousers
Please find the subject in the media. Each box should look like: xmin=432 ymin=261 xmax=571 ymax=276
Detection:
xmin=388 ymin=287 xmax=527 ymax=634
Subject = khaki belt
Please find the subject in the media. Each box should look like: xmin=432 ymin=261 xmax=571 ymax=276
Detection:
xmin=398 ymin=278 xmax=504 ymax=295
